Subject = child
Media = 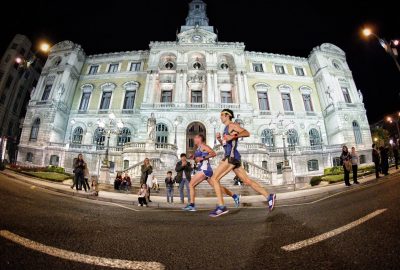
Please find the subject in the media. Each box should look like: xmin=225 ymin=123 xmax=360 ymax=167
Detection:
xmin=152 ymin=175 xmax=159 ymax=192
xmin=91 ymin=176 xmax=99 ymax=196
xmin=165 ymin=171 xmax=175 ymax=204
xmin=138 ymin=184 xmax=148 ymax=207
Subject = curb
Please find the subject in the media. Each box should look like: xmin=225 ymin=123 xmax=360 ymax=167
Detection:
xmin=1 ymin=169 xmax=398 ymax=209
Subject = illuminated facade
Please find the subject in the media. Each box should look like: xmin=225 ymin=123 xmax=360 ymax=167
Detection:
xmin=17 ymin=0 xmax=372 ymax=185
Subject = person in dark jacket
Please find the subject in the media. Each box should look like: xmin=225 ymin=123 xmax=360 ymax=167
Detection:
xmin=165 ymin=171 xmax=175 ymax=204
xmin=372 ymin=144 xmax=380 ymax=179
xmin=380 ymin=146 xmax=389 ymax=176
xmin=340 ymin=145 xmax=352 ymax=186
xmin=175 ymin=153 xmax=192 ymax=204
xmin=73 ymin=154 xmax=86 ymax=191
xmin=114 ymin=172 xmax=122 ymax=190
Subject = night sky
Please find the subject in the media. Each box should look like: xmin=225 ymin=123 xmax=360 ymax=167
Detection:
xmin=1 ymin=0 xmax=398 ymax=123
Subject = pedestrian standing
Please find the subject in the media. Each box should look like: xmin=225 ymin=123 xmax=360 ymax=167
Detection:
xmin=146 ymin=172 xmax=153 ymax=202
xmin=393 ymin=141 xmax=399 ymax=170
xmin=175 ymin=153 xmax=192 ymax=204
xmin=380 ymin=146 xmax=389 ymax=175
xmin=351 ymin=147 xmax=360 ymax=184
xmin=83 ymin=164 xmax=91 ymax=191
xmin=372 ymin=144 xmax=381 ymax=179
xmin=165 ymin=171 xmax=175 ymax=204
xmin=340 ymin=146 xmax=352 ymax=186
xmin=140 ymin=158 xmax=153 ymax=185
xmin=138 ymin=184 xmax=148 ymax=207
xmin=73 ymin=154 xmax=86 ymax=191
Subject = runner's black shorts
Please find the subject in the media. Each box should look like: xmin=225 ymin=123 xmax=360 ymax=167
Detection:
xmin=222 ymin=156 xmax=241 ymax=169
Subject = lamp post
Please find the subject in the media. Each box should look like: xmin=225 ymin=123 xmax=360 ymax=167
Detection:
xmin=98 ymin=113 xmax=124 ymax=167
xmin=174 ymin=119 xmax=179 ymax=145
xmin=362 ymin=28 xmax=400 ymax=72
xmin=386 ymin=113 xmax=400 ymax=139
xmin=211 ymin=119 xmax=217 ymax=145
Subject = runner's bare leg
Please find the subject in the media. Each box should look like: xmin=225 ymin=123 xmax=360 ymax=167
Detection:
xmin=189 ymin=173 xmax=207 ymax=205
xmin=233 ymin=166 xmax=269 ymax=197
xmin=210 ymin=160 xmax=235 ymax=206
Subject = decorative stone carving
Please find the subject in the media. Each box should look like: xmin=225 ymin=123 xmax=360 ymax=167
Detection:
xmin=147 ymin=113 xmax=157 ymax=141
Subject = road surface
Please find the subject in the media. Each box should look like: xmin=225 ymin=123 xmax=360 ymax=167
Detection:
xmin=0 ymin=172 xmax=399 ymax=269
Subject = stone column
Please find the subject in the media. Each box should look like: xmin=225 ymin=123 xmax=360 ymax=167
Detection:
xmin=181 ymin=72 xmax=187 ymax=103
xmin=174 ymin=72 xmax=182 ymax=103
xmin=207 ymin=71 xmax=214 ymax=103
xmin=143 ymin=73 xmax=151 ymax=103
xmin=242 ymin=72 xmax=250 ymax=105
xmin=213 ymin=71 xmax=220 ymax=104
xmin=237 ymin=72 xmax=245 ymax=104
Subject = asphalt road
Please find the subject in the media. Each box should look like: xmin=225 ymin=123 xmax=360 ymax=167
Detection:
xmin=0 ymin=172 xmax=399 ymax=270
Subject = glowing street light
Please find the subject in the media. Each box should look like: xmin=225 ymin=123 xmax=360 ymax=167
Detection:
xmin=362 ymin=26 xmax=400 ymax=72
xmin=374 ymin=137 xmax=378 ymax=142
xmin=40 ymin=42 xmax=50 ymax=53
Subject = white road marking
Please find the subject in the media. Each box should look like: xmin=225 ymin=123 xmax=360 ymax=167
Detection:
xmin=0 ymin=230 xmax=165 ymax=270
xmin=110 ymin=203 xmax=140 ymax=212
xmin=281 ymin=209 xmax=387 ymax=251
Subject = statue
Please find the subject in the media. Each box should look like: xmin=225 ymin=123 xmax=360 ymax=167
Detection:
xmin=326 ymin=86 xmax=334 ymax=104
xmin=358 ymin=89 xmax=363 ymax=102
xmin=147 ymin=113 xmax=157 ymax=141
xmin=56 ymin=83 xmax=65 ymax=101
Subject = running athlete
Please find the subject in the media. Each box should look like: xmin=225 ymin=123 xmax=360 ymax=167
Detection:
xmin=209 ymin=109 xmax=276 ymax=217
xmin=182 ymin=134 xmax=240 ymax=212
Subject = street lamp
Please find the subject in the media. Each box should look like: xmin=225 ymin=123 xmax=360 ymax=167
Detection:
xmin=174 ymin=119 xmax=179 ymax=145
xmin=211 ymin=119 xmax=217 ymax=145
xmin=15 ymin=41 xmax=51 ymax=69
xmin=98 ymin=113 xmax=124 ymax=166
xmin=385 ymin=113 xmax=400 ymax=139
xmin=362 ymin=27 xmax=400 ymax=72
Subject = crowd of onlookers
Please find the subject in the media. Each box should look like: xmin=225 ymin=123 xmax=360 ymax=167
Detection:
xmin=340 ymin=141 xmax=399 ymax=187
xmin=73 ymin=141 xmax=400 ymax=203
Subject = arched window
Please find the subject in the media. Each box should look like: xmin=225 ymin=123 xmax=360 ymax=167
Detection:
xmin=287 ymin=129 xmax=298 ymax=151
xmin=165 ymin=62 xmax=174 ymax=70
xmin=26 ymin=152 xmax=33 ymax=162
xmin=309 ymin=128 xmax=321 ymax=149
xmin=53 ymin=57 xmax=62 ymax=67
xmin=156 ymin=123 xmax=169 ymax=143
xmin=353 ymin=121 xmax=362 ymax=144
xmin=50 ymin=155 xmax=59 ymax=166
xmin=261 ymin=129 xmax=275 ymax=150
xmin=193 ymin=62 xmax=202 ymax=70
xmin=72 ymin=127 xmax=84 ymax=144
xmin=262 ymin=161 xmax=268 ymax=170
xmin=117 ymin=128 xmax=132 ymax=146
xmin=93 ymin=128 xmax=105 ymax=146
xmin=29 ymin=118 xmax=40 ymax=141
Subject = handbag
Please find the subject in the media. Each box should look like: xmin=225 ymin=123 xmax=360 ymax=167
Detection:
xmin=344 ymin=160 xmax=352 ymax=172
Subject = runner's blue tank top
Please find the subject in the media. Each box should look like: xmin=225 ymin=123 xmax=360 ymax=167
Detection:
xmin=223 ymin=125 xmax=241 ymax=161
xmin=194 ymin=146 xmax=213 ymax=177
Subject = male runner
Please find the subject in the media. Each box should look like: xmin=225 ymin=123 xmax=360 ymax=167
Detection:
xmin=209 ymin=109 xmax=276 ymax=217
xmin=183 ymin=134 xmax=240 ymax=211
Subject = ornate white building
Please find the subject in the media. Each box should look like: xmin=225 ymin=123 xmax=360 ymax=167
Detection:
xmin=17 ymin=0 xmax=372 ymax=186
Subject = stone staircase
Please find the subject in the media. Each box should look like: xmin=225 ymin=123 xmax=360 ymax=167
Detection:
xmin=112 ymin=158 xmax=287 ymax=197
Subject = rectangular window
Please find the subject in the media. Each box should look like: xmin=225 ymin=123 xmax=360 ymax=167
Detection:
xmin=258 ymin=92 xmax=270 ymax=111
xmin=191 ymin=91 xmax=202 ymax=103
xmin=123 ymin=160 xmax=130 ymax=170
xmin=332 ymin=157 xmax=341 ymax=167
xmin=108 ymin=63 xmax=119 ymax=73
xmin=41 ymin=84 xmax=52 ymax=101
xmin=161 ymin=90 xmax=172 ymax=103
xmin=100 ymin=91 xmax=112 ymax=110
xmin=252 ymin=63 xmax=263 ymax=72
xmin=123 ymin=90 xmax=136 ymax=109
xmin=342 ymin=87 xmax=352 ymax=103
xmin=221 ymin=91 xmax=233 ymax=103
xmin=308 ymin=160 xmax=319 ymax=171
xmin=282 ymin=93 xmax=293 ymax=111
xmin=130 ymin=62 xmax=141 ymax=72
xmin=79 ymin=92 xmax=91 ymax=111
xmin=302 ymin=94 xmax=314 ymax=112
xmin=88 ymin=65 xmax=99 ymax=75
xmin=277 ymin=162 xmax=283 ymax=174
xmin=275 ymin=65 xmax=285 ymax=74
xmin=295 ymin=67 xmax=305 ymax=76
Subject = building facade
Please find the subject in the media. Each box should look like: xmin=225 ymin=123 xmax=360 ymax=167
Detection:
xmin=17 ymin=0 xmax=372 ymax=185
xmin=0 ymin=34 xmax=42 ymax=162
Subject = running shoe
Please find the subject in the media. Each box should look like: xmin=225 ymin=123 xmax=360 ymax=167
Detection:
xmin=267 ymin=194 xmax=276 ymax=212
xmin=233 ymin=194 xmax=241 ymax=208
xmin=182 ymin=205 xmax=197 ymax=212
xmin=209 ymin=206 xmax=229 ymax=217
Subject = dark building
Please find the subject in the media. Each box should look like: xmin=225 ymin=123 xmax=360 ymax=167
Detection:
xmin=0 ymin=34 xmax=42 ymax=162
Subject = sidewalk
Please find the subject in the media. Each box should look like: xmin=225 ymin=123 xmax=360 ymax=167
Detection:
xmin=1 ymin=168 xmax=398 ymax=208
